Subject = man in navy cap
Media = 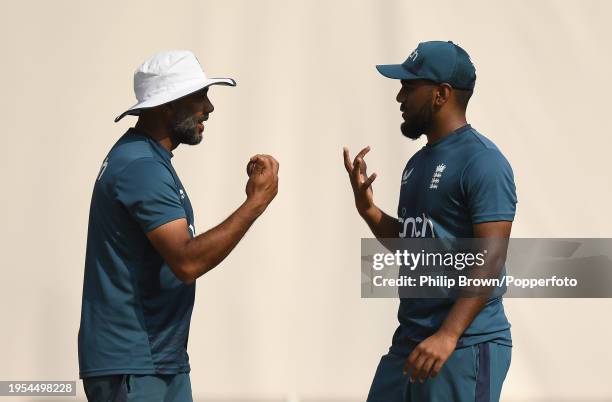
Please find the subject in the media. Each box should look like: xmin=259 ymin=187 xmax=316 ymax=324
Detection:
xmin=343 ymin=41 xmax=517 ymax=401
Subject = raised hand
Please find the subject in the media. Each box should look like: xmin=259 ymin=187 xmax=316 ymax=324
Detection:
xmin=245 ymin=154 xmax=279 ymax=214
xmin=343 ymin=146 xmax=377 ymax=215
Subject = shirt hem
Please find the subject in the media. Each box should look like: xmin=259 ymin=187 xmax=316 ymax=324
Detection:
xmin=79 ymin=366 xmax=190 ymax=379
xmin=143 ymin=213 xmax=187 ymax=233
xmin=472 ymin=213 xmax=515 ymax=224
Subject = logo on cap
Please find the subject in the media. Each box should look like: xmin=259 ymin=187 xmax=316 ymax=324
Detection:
xmin=408 ymin=49 xmax=419 ymax=62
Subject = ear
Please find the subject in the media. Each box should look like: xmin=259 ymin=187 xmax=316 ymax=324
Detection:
xmin=161 ymin=102 xmax=176 ymax=120
xmin=434 ymin=83 xmax=452 ymax=107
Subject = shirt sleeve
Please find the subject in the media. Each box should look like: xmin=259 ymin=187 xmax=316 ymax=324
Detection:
xmin=461 ymin=148 xmax=518 ymax=224
xmin=115 ymin=158 xmax=186 ymax=232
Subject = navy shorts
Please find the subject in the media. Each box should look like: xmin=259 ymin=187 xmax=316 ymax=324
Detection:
xmin=367 ymin=342 xmax=511 ymax=402
xmin=82 ymin=373 xmax=192 ymax=402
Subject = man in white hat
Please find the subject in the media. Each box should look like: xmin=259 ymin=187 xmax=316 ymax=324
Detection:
xmin=78 ymin=50 xmax=279 ymax=401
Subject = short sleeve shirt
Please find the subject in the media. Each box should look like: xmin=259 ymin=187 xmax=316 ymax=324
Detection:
xmin=78 ymin=128 xmax=196 ymax=378
xmin=391 ymin=124 xmax=518 ymax=354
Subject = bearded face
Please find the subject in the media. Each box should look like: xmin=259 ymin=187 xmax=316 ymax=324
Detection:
xmin=400 ymin=90 xmax=435 ymax=140
xmin=169 ymin=108 xmax=206 ymax=145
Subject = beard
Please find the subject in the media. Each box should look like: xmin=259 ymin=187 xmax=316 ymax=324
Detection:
xmin=169 ymin=109 xmax=203 ymax=145
xmin=400 ymin=96 xmax=434 ymax=140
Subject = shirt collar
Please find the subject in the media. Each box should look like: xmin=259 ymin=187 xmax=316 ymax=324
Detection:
xmin=424 ymin=124 xmax=471 ymax=150
xmin=128 ymin=127 xmax=174 ymax=161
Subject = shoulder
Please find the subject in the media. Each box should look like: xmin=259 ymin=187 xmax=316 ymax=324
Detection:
xmin=116 ymin=157 xmax=174 ymax=185
xmin=102 ymin=133 xmax=173 ymax=182
xmin=112 ymin=157 xmax=179 ymax=205
xmin=108 ymin=132 xmax=158 ymax=167
xmin=465 ymin=128 xmax=500 ymax=151
xmin=460 ymin=128 xmax=512 ymax=170
xmin=454 ymin=127 xmax=504 ymax=158
xmin=406 ymin=147 xmax=426 ymax=167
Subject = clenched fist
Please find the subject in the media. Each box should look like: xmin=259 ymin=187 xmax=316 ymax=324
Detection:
xmin=245 ymin=154 xmax=279 ymax=215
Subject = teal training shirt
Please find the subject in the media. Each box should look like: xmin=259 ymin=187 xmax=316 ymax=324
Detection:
xmin=391 ymin=124 xmax=517 ymax=355
xmin=78 ymin=128 xmax=196 ymax=378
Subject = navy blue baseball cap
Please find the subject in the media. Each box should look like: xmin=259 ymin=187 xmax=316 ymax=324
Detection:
xmin=376 ymin=41 xmax=476 ymax=90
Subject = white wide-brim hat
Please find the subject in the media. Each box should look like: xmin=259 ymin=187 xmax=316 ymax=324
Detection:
xmin=114 ymin=50 xmax=236 ymax=122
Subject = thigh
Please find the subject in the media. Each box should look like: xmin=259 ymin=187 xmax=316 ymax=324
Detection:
xmin=488 ymin=343 xmax=512 ymax=402
xmin=473 ymin=342 xmax=512 ymax=402
xmin=409 ymin=342 xmax=512 ymax=402
xmin=123 ymin=373 xmax=192 ymax=402
xmin=366 ymin=353 xmax=410 ymax=402
xmin=164 ymin=373 xmax=193 ymax=402
xmin=125 ymin=375 xmax=167 ymax=402
xmin=82 ymin=375 xmax=126 ymax=402
xmin=409 ymin=345 xmax=478 ymax=402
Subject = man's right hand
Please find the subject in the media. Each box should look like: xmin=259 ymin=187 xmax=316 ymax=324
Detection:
xmin=343 ymin=146 xmax=377 ymax=216
xmin=343 ymin=146 xmax=399 ymax=238
xmin=245 ymin=154 xmax=279 ymax=215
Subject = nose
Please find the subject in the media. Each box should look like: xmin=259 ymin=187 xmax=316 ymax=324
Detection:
xmin=204 ymin=97 xmax=214 ymax=114
xmin=396 ymin=87 xmax=405 ymax=104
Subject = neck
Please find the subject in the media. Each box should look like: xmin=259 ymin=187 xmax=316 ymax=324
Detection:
xmin=425 ymin=115 xmax=468 ymax=145
xmin=134 ymin=119 xmax=178 ymax=153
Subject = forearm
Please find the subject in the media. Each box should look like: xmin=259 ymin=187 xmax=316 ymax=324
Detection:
xmin=403 ymin=295 xmax=488 ymax=380
xmin=360 ymin=205 xmax=401 ymax=238
xmin=437 ymin=296 xmax=488 ymax=340
xmin=183 ymin=198 xmax=265 ymax=280
xmin=438 ymin=247 xmax=507 ymax=340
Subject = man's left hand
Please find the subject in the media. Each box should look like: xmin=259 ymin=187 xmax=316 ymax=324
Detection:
xmin=403 ymin=330 xmax=459 ymax=383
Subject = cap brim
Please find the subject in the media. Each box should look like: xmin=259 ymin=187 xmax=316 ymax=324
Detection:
xmin=114 ymin=77 xmax=237 ymax=123
xmin=376 ymin=64 xmax=420 ymax=80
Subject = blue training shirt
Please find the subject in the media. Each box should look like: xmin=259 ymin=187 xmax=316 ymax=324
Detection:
xmin=391 ymin=124 xmax=517 ymax=355
xmin=78 ymin=128 xmax=196 ymax=378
